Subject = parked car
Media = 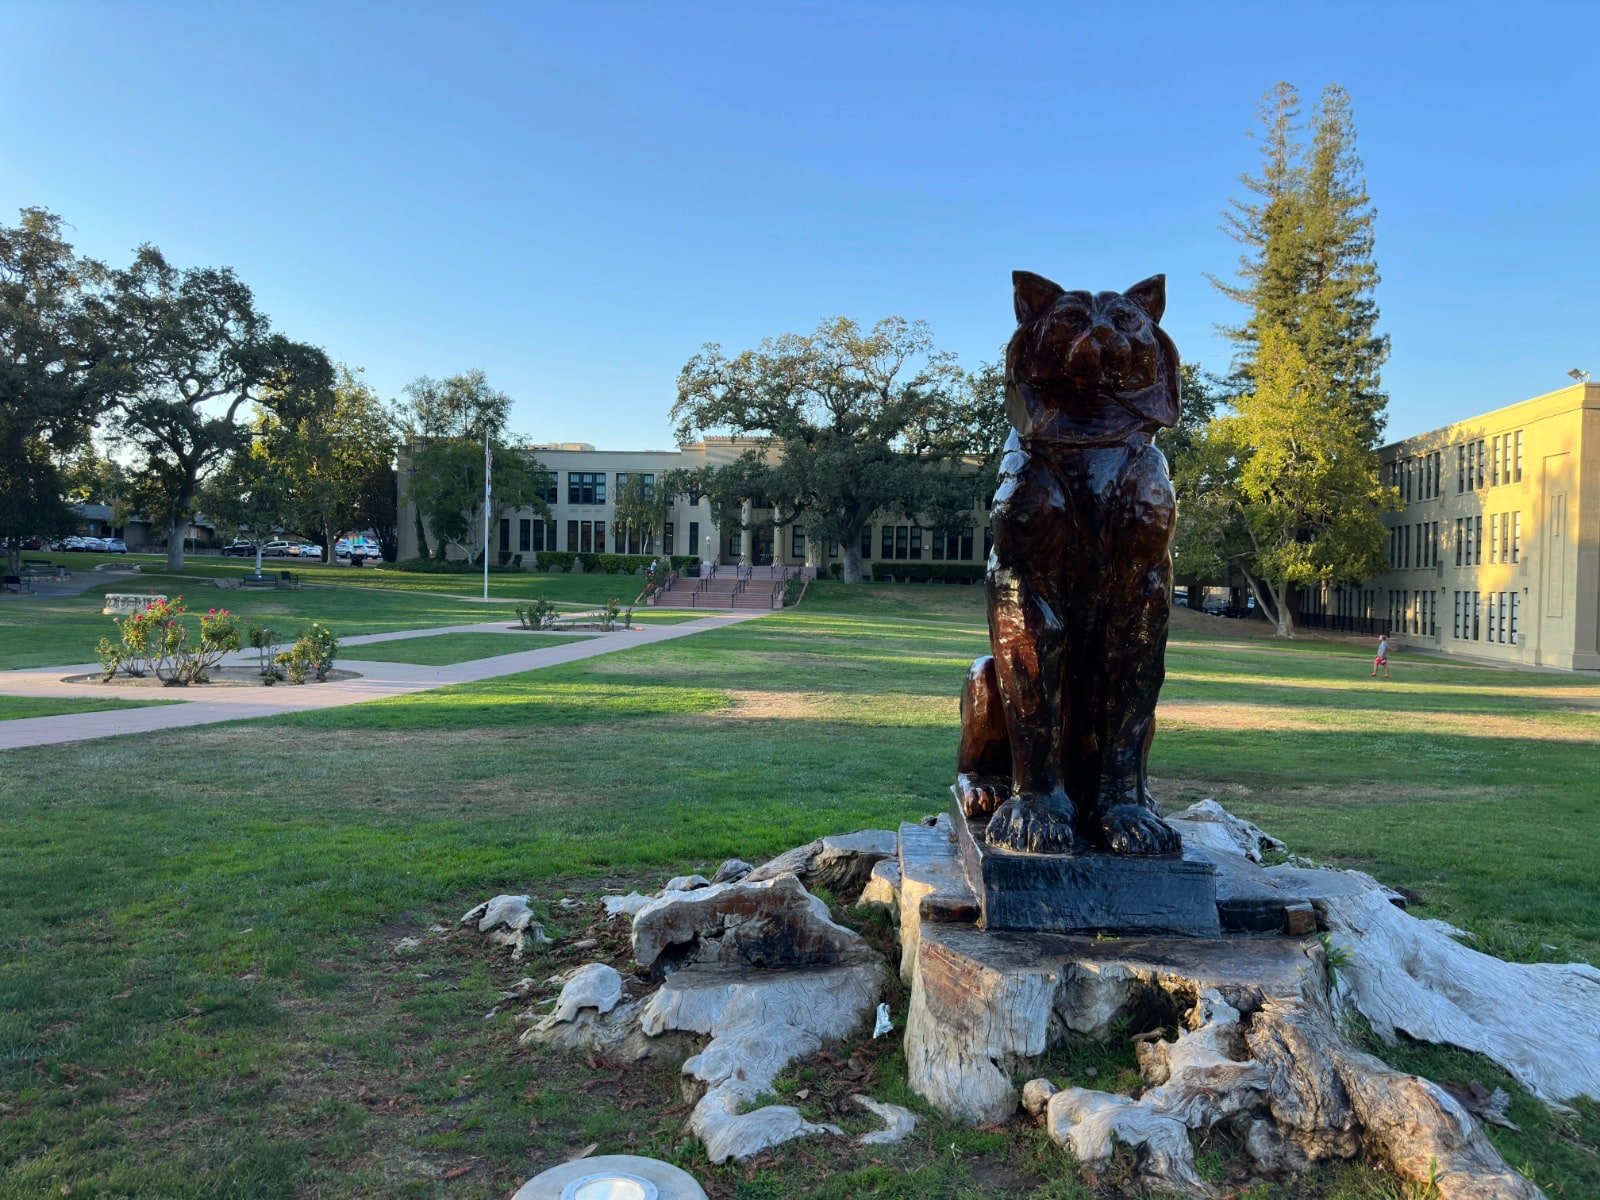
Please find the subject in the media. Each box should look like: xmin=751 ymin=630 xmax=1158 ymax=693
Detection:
xmin=55 ymin=536 xmax=86 ymax=551
xmin=79 ymin=537 xmax=108 ymax=553
xmin=220 ymin=540 xmax=255 ymax=557
xmin=297 ymin=543 xmax=323 ymax=558
xmin=333 ymin=538 xmax=353 ymax=557
xmin=104 ymin=538 xmax=127 ymax=554
xmin=262 ymin=540 xmax=294 ymax=557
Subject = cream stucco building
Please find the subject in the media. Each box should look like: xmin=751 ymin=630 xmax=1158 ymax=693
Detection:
xmin=396 ymin=437 xmax=993 ymax=573
xmin=1297 ymin=382 xmax=1600 ymax=671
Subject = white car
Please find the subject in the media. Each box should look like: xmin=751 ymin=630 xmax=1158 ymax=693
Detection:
xmin=297 ymin=543 xmax=323 ymax=558
xmin=80 ymin=537 xmax=108 ymax=552
xmin=262 ymin=540 xmax=294 ymax=557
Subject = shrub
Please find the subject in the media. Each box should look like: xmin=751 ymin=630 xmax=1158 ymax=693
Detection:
xmin=600 ymin=597 xmax=623 ymax=631
xmin=535 ymin=551 xmax=576 ymax=572
xmin=884 ymin=562 xmax=984 ymax=584
xmin=248 ymin=623 xmax=282 ymax=677
xmin=515 ymin=599 xmax=560 ymax=630
xmin=97 ymin=597 xmax=240 ymax=685
xmin=274 ymin=622 xmax=339 ymax=684
xmin=388 ymin=557 xmax=521 ymax=574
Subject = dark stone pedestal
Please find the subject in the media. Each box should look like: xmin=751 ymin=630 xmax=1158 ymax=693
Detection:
xmin=949 ymin=793 xmax=1220 ymax=937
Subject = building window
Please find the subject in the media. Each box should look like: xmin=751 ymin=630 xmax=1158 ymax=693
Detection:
xmin=1474 ymin=515 xmax=1482 ymax=563
xmin=931 ymin=530 xmax=946 ymax=560
xmin=1490 ymin=514 xmax=1499 ymax=563
xmin=1402 ymin=524 xmax=1410 ymax=569
xmin=1457 ymin=445 xmax=1465 ymax=493
xmin=578 ymin=521 xmax=593 ymax=553
xmin=567 ymin=520 xmax=579 ymax=551
xmin=1476 ymin=439 xmax=1486 ymax=488
xmin=535 ymin=471 xmax=558 ymax=504
xmin=1472 ymin=591 xmax=1481 ymax=640
xmin=1491 ymin=436 xmax=1500 ymax=487
xmin=909 ymin=526 xmax=922 ymax=560
xmin=1466 ymin=442 xmax=1476 ymax=491
xmin=881 ymin=525 xmax=894 ymax=559
xmin=894 ymin=525 xmax=908 ymax=560
xmin=519 ymin=518 xmax=531 ymax=552
xmin=569 ymin=472 xmax=606 ymax=505
xmin=595 ymin=520 xmax=605 ymax=553
xmin=960 ymin=527 xmax=975 ymax=561
xmin=1453 ymin=591 xmax=1460 ymax=639
xmin=727 ymin=527 xmax=741 ymax=559
xmin=790 ymin=524 xmax=804 ymax=559
xmin=1510 ymin=593 xmax=1519 ymax=644
xmin=663 ymin=522 xmax=674 ymax=555
xmin=688 ymin=521 xmax=699 ymax=556
xmin=1513 ymin=430 xmax=1523 ymax=481
xmin=1511 ymin=511 xmax=1521 ymax=563
xmin=500 ymin=518 xmax=510 ymax=554
xmin=1487 ymin=593 xmax=1497 ymax=643
xmin=860 ymin=527 xmax=872 ymax=561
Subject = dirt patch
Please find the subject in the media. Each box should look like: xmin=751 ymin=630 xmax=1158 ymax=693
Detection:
xmin=1170 ymin=605 xmax=1280 ymax=639
xmin=63 ymin=665 xmax=362 ymax=688
xmin=722 ymin=689 xmax=838 ymax=720
xmin=1157 ymin=698 xmax=1600 ymax=744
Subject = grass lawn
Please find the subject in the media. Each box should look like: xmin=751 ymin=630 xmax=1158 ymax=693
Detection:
xmin=343 ymin=632 xmax=595 ymax=665
xmin=1 ymin=582 xmax=1596 ymax=1199
xmin=0 ymin=694 xmax=176 ymax=721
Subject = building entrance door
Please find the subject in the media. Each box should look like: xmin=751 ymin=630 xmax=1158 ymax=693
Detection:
xmin=753 ymin=526 xmax=773 ymax=566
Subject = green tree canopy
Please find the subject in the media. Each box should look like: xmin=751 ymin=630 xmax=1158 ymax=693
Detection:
xmin=111 ymin=246 xmax=331 ymax=569
xmin=671 ymin=315 xmax=980 ymax=582
xmin=0 ymin=208 xmax=129 ymax=571
xmin=1197 ymin=82 xmax=1393 ymax=632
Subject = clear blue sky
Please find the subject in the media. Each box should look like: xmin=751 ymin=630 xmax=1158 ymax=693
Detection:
xmin=5 ymin=2 xmax=1597 ymax=448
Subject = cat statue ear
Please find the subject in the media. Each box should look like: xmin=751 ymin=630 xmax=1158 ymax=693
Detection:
xmin=1013 ymin=270 xmax=1066 ymax=324
xmin=1124 ymin=274 xmax=1166 ymax=324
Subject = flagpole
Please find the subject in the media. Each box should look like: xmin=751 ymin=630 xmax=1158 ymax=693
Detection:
xmin=483 ymin=428 xmax=491 ymax=601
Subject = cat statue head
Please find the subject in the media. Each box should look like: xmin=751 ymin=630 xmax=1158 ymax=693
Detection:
xmin=1003 ymin=271 xmax=1180 ymax=444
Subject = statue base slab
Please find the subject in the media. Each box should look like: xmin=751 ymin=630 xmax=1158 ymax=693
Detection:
xmin=948 ymin=792 xmax=1220 ymax=937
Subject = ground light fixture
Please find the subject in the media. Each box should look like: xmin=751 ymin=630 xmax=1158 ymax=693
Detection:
xmin=513 ymin=1154 xmax=708 ymax=1200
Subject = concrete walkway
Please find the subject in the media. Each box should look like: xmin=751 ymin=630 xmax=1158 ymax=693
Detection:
xmin=0 ymin=611 xmax=769 ymax=751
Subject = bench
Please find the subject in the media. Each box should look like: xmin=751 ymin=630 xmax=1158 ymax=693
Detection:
xmin=103 ymin=592 xmax=168 ymax=615
xmin=240 ymin=572 xmax=276 ymax=588
xmin=276 ymin=570 xmax=300 ymax=590
xmin=3 ymin=574 xmax=32 ymax=594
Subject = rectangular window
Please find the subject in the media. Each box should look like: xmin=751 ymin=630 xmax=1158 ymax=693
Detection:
xmin=1474 ymin=515 xmax=1482 ymax=563
xmin=1477 ymin=440 xmax=1486 ymax=488
xmin=1512 ymin=511 xmax=1521 ymax=563
xmin=1490 ymin=513 xmax=1499 ymax=563
xmin=688 ymin=521 xmax=699 ymax=556
xmin=1403 ymin=524 xmax=1411 ymax=569
xmin=1510 ymin=593 xmax=1519 ymax=644
xmin=1466 ymin=442 xmax=1476 ymax=491
xmin=1454 ymin=518 xmax=1463 ymax=566
xmin=519 ymin=518 xmax=531 ymax=552
xmin=1457 ymin=445 xmax=1465 ymax=493
xmin=594 ymin=520 xmax=605 ymax=553
xmin=568 ymin=472 xmax=606 ymax=505
xmin=931 ymin=530 xmax=946 ymax=560
xmin=1491 ymin=436 xmax=1500 ymax=486
xmin=567 ymin=519 xmax=579 ymax=552
xmin=790 ymin=524 xmax=804 ymax=559
xmin=909 ymin=526 xmax=922 ymax=560
xmin=1487 ymin=592 xmax=1497 ymax=643
xmin=642 ymin=474 xmax=655 ymax=502
xmin=895 ymin=525 xmax=909 ymax=560
xmin=499 ymin=517 xmax=510 ymax=554
xmin=881 ymin=525 xmax=894 ymax=559
xmin=960 ymin=527 xmax=975 ymax=561
xmin=860 ymin=526 xmax=872 ymax=561
xmin=1453 ymin=591 xmax=1461 ymax=639
xmin=1499 ymin=592 xmax=1508 ymax=644
xmin=1472 ymin=591 xmax=1481 ymax=640
xmin=1514 ymin=430 xmax=1523 ymax=481
xmin=579 ymin=520 xmax=593 ymax=553
xmin=535 ymin=471 xmax=558 ymax=504
xmin=663 ymin=522 xmax=674 ymax=555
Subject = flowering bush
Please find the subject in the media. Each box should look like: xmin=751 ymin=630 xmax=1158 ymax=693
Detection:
xmin=274 ymin=622 xmax=339 ymax=684
xmin=94 ymin=597 xmax=241 ymax=685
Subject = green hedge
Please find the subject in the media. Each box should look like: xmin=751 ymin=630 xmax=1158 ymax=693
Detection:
xmin=877 ymin=562 xmax=985 ymax=584
xmin=533 ymin=552 xmax=699 ymax=574
xmin=388 ymin=557 xmax=524 ymax=574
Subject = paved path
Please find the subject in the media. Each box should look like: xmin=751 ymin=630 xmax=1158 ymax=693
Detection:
xmin=0 ymin=612 xmax=768 ymax=751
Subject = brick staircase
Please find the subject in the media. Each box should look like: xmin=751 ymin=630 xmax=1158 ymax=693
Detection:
xmin=648 ymin=565 xmax=805 ymax=611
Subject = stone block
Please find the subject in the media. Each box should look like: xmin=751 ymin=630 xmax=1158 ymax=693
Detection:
xmin=950 ymin=798 xmax=1220 ymax=937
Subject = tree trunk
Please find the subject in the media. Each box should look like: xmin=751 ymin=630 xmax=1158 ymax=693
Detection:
xmin=414 ymin=509 xmax=430 ymax=560
xmin=322 ymin=520 xmax=334 ymax=565
xmin=166 ymin=516 xmax=186 ymax=571
xmin=6 ymin=541 xmax=20 ymax=576
xmin=254 ymin=540 xmax=263 ymax=574
xmin=1240 ymin=567 xmax=1295 ymax=638
xmin=841 ymin=545 xmax=864 ymax=584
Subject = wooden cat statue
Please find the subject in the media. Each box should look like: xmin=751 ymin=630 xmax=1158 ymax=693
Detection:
xmin=956 ymin=270 xmax=1182 ymax=856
